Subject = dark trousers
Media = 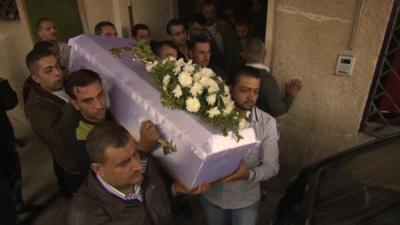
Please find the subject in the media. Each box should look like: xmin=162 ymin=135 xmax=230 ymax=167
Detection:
xmin=53 ymin=161 xmax=84 ymax=199
xmin=0 ymin=143 xmax=23 ymax=212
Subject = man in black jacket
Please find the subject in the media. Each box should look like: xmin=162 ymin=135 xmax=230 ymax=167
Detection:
xmin=0 ymin=76 xmax=22 ymax=223
xmin=69 ymin=122 xmax=171 ymax=225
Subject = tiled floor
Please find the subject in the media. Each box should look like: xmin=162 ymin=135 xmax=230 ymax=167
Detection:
xmin=15 ymin=124 xmax=284 ymax=225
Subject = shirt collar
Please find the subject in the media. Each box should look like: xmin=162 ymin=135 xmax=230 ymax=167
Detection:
xmin=246 ymin=63 xmax=270 ymax=72
xmin=95 ymin=159 xmax=147 ymax=202
xmin=96 ymin=174 xmax=143 ymax=202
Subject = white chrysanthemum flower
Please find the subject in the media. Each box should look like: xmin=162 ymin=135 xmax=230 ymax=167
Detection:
xmin=199 ymin=76 xmax=211 ymax=87
xmin=207 ymin=107 xmax=221 ymax=118
xmin=176 ymin=58 xmax=185 ymax=67
xmin=178 ymin=71 xmax=193 ymax=87
xmin=208 ymin=83 xmax=220 ymax=93
xmin=206 ymin=94 xmax=217 ymax=106
xmin=224 ymin=85 xmax=230 ymax=94
xmin=200 ymin=67 xmax=215 ymax=78
xmin=245 ymin=111 xmax=251 ymax=118
xmin=190 ymin=82 xmax=204 ymax=96
xmin=173 ymin=85 xmax=183 ymax=98
xmin=238 ymin=118 xmax=248 ymax=129
xmin=173 ymin=65 xmax=181 ymax=74
xmin=193 ymin=72 xmax=202 ymax=81
xmin=222 ymin=96 xmax=233 ymax=105
xmin=162 ymin=75 xmax=171 ymax=90
xmin=145 ymin=61 xmax=158 ymax=72
xmin=223 ymin=101 xmax=235 ymax=115
xmin=183 ymin=64 xmax=195 ymax=73
xmin=186 ymin=97 xmax=201 ymax=113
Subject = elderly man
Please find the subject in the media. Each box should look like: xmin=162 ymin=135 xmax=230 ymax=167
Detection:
xmin=244 ymin=38 xmax=302 ymax=117
xmin=36 ymin=17 xmax=70 ymax=68
xmin=201 ymin=66 xmax=280 ymax=225
xmin=94 ymin=21 xmax=118 ymax=37
xmin=24 ymin=47 xmax=82 ymax=198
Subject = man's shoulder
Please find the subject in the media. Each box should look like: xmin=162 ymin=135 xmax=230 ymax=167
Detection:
xmin=69 ymin=186 xmax=107 ymax=225
xmin=253 ymin=107 xmax=276 ymax=124
xmin=25 ymin=87 xmax=63 ymax=115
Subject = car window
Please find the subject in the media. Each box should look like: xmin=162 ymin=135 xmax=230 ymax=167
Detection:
xmin=311 ymin=141 xmax=400 ymax=225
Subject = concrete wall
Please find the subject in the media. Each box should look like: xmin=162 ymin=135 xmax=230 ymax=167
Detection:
xmin=80 ymin=0 xmax=115 ymax=35
xmin=268 ymin=0 xmax=394 ymax=173
xmin=0 ymin=1 xmax=33 ymax=135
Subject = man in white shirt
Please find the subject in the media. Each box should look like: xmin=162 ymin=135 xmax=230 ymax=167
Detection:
xmin=201 ymin=66 xmax=280 ymax=225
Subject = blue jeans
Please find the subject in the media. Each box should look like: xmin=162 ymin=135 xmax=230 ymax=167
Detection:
xmin=200 ymin=196 xmax=260 ymax=225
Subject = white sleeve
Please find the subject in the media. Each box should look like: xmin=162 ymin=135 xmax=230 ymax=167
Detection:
xmin=252 ymin=117 xmax=280 ymax=182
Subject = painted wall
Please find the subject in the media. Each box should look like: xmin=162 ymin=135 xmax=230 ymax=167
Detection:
xmin=0 ymin=18 xmax=33 ymax=134
xmin=267 ymin=0 xmax=394 ymax=174
xmin=81 ymin=0 xmax=115 ymax=35
xmin=25 ymin=0 xmax=83 ymax=42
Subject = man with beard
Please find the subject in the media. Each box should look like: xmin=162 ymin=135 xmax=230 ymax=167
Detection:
xmin=189 ymin=35 xmax=227 ymax=81
xmin=201 ymin=66 xmax=280 ymax=225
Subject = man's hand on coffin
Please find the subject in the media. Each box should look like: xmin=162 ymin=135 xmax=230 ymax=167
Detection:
xmin=222 ymin=160 xmax=250 ymax=183
xmin=172 ymin=181 xmax=210 ymax=195
xmin=137 ymin=120 xmax=161 ymax=152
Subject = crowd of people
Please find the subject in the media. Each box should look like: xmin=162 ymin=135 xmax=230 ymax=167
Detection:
xmin=1 ymin=1 xmax=303 ymax=225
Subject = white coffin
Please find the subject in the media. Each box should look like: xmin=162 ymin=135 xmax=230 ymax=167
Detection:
xmin=68 ymin=34 xmax=259 ymax=189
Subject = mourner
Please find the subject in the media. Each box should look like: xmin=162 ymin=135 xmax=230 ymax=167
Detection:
xmin=201 ymin=66 xmax=280 ymax=225
xmin=94 ymin=21 xmax=118 ymax=37
xmin=36 ymin=17 xmax=70 ymax=68
xmin=24 ymin=48 xmax=83 ymax=198
xmin=63 ymin=69 xmax=161 ymax=173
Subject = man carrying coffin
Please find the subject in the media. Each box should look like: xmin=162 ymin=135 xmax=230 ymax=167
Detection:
xmin=68 ymin=122 xmax=171 ymax=225
xmin=201 ymin=66 xmax=280 ymax=225
xmin=63 ymin=69 xmax=161 ymax=174
xmin=24 ymin=48 xmax=82 ymax=198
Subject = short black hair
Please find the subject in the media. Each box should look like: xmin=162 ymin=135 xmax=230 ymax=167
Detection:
xmin=25 ymin=47 xmax=54 ymax=74
xmin=151 ymin=40 xmax=178 ymax=58
xmin=65 ymin=69 xmax=102 ymax=99
xmin=131 ymin=23 xmax=150 ymax=37
xmin=94 ymin=21 xmax=115 ymax=35
xmin=229 ymin=66 xmax=261 ymax=86
xmin=188 ymin=35 xmax=210 ymax=50
xmin=34 ymin=41 xmax=56 ymax=50
xmin=36 ymin=17 xmax=52 ymax=30
xmin=166 ymin=18 xmax=187 ymax=35
xmin=86 ymin=121 xmax=131 ymax=164
xmin=190 ymin=13 xmax=206 ymax=26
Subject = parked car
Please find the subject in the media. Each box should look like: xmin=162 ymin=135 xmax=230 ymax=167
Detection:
xmin=271 ymin=133 xmax=400 ymax=225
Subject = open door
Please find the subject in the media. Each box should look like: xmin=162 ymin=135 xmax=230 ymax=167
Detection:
xmin=25 ymin=0 xmax=83 ymax=42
